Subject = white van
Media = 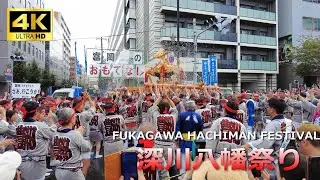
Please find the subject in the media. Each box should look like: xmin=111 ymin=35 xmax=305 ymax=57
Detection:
xmin=52 ymin=88 xmax=75 ymax=98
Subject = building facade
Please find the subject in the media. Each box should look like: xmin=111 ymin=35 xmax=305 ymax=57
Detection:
xmin=47 ymin=11 xmax=72 ymax=85
xmin=0 ymin=0 xmax=46 ymax=94
xmin=278 ymin=0 xmax=320 ymax=89
xmin=110 ymin=0 xmax=279 ymax=91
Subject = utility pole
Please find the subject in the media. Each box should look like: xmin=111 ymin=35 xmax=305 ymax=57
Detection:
xmin=100 ymin=37 xmax=104 ymax=64
xmin=177 ymin=0 xmax=180 ymax=65
xmin=192 ymin=16 xmax=235 ymax=84
xmin=193 ymin=18 xmax=198 ymax=84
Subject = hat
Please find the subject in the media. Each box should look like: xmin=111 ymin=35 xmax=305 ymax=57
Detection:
xmin=102 ymin=102 xmax=115 ymax=112
xmin=185 ymin=101 xmax=196 ymax=110
xmin=0 ymin=100 xmax=10 ymax=106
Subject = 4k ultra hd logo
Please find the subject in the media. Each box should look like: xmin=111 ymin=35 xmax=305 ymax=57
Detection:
xmin=7 ymin=8 xmax=53 ymax=41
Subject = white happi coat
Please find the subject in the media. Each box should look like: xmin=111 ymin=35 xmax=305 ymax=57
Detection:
xmin=102 ymin=114 xmax=125 ymax=155
xmin=195 ymin=107 xmax=213 ymax=134
xmin=205 ymin=116 xmax=247 ymax=157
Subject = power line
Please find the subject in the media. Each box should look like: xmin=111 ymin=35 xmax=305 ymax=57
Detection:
xmin=0 ymin=29 xmax=161 ymax=42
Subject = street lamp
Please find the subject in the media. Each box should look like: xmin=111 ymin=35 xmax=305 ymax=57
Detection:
xmin=192 ymin=16 xmax=235 ymax=84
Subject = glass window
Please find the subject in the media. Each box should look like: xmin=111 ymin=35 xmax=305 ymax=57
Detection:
xmin=18 ymin=41 xmax=21 ymax=49
xmin=32 ymin=46 xmax=35 ymax=56
xmin=28 ymin=43 xmax=31 ymax=54
xmin=28 ymin=1 xmax=31 ymax=8
xmin=129 ymin=39 xmax=136 ymax=49
xmin=12 ymin=41 xmax=15 ymax=46
xmin=260 ymin=31 xmax=267 ymax=36
xmin=241 ymin=29 xmax=253 ymax=35
xmin=260 ymin=55 xmax=267 ymax=61
xmin=214 ymin=53 xmax=224 ymax=60
xmin=39 ymin=50 xmax=42 ymax=60
xmin=23 ymin=42 xmax=26 ymax=52
xmin=36 ymin=48 xmax=38 ymax=58
xmin=241 ymin=55 xmax=253 ymax=61
xmin=303 ymin=17 xmax=314 ymax=30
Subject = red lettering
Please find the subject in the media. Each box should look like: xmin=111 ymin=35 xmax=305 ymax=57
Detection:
xmin=157 ymin=115 xmax=174 ymax=133
xmin=220 ymin=119 xmax=242 ymax=145
xmin=89 ymin=115 xmax=99 ymax=126
xmin=104 ymin=117 xmax=121 ymax=136
xmin=15 ymin=125 xmax=37 ymax=150
xmin=126 ymin=105 xmax=137 ymax=118
xmin=201 ymin=110 xmax=212 ymax=124
xmin=53 ymin=136 xmax=72 ymax=161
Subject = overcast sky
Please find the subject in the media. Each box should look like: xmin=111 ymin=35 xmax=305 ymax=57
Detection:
xmin=47 ymin=0 xmax=118 ymax=66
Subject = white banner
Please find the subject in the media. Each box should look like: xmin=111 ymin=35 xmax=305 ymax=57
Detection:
xmin=124 ymin=65 xmax=135 ymax=78
xmin=135 ymin=65 xmax=145 ymax=78
xmin=112 ymin=65 xmax=123 ymax=77
xmin=12 ymin=83 xmax=41 ymax=98
xmin=89 ymin=64 xmax=100 ymax=77
xmin=100 ymin=64 xmax=112 ymax=77
xmin=132 ymin=52 xmax=143 ymax=65
xmin=102 ymin=51 xmax=115 ymax=64
xmin=88 ymin=64 xmax=145 ymax=78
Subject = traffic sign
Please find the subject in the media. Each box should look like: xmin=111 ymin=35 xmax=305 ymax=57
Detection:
xmin=5 ymin=75 xmax=12 ymax=82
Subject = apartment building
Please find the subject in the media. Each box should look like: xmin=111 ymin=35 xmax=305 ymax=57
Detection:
xmin=109 ymin=0 xmax=279 ymax=91
xmin=278 ymin=0 xmax=320 ymax=89
xmin=0 ymin=0 xmax=46 ymax=94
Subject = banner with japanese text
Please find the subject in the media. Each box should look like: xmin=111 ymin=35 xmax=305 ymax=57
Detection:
xmin=100 ymin=64 xmax=112 ymax=77
xmin=135 ymin=65 xmax=145 ymax=78
xmin=12 ymin=83 xmax=41 ymax=98
xmin=202 ymin=60 xmax=209 ymax=85
xmin=112 ymin=65 xmax=123 ymax=77
xmin=89 ymin=64 xmax=100 ymax=78
xmin=89 ymin=64 xmax=145 ymax=78
xmin=124 ymin=65 xmax=135 ymax=78
xmin=209 ymin=55 xmax=217 ymax=85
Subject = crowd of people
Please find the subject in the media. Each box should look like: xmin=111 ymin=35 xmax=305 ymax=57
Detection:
xmin=0 ymin=85 xmax=319 ymax=180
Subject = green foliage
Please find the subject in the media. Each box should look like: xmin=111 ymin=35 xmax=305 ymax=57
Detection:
xmin=13 ymin=61 xmax=27 ymax=83
xmin=26 ymin=60 xmax=41 ymax=83
xmin=40 ymin=69 xmax=51 ymax=90
xmin=49 ymin=74 xmax=56 ymax=87
xmin=293 ymin=37 xmax=320 ymax=76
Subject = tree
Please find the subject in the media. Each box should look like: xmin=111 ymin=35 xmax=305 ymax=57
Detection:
xmin=293 ymin=37 xmax=320 ymax=76
xmin=40 ymin=69 xmax=51 ymax=91
xmin=13 ymin=61 xmax=27 ymax=83
xmin=26 ymin=60 xmax=41 ymax=83
xmin=49 ymin=74 xmax=56 ymax=87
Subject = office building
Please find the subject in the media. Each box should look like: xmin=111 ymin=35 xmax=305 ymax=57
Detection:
xmin=108 ymin=0 xmax=279 ymax=91
xmin=46 ymin=11 xmax=72 ymax=85
xmin=0 ymin=0 xmax=46 ymax=94
xmin=278 ymin=0 xmax=320 ymax=89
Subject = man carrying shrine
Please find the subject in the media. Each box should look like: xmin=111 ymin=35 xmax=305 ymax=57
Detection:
xmin=53 ymin=108 xmax=91 ymax=180
xmin=16 ymin=102 xmax=57 ymax=180
xmin=119 ymin=96 xmax=139 ymax=147
xmin=72 ymin=93 xmax=96 ymax=177
xmin=205 ymin=101 xmax=247 ymax=158
xmin=88 ymin=106 xmax=104 ymax=159
xmin=149 ymin=91 xmax=178 ymax=177
xmin=102 ymin=102 xmax=125 ymax=155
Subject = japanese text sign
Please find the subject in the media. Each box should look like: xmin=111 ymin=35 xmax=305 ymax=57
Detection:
xmin=11 ymin=83 xmax=41 ymax=98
